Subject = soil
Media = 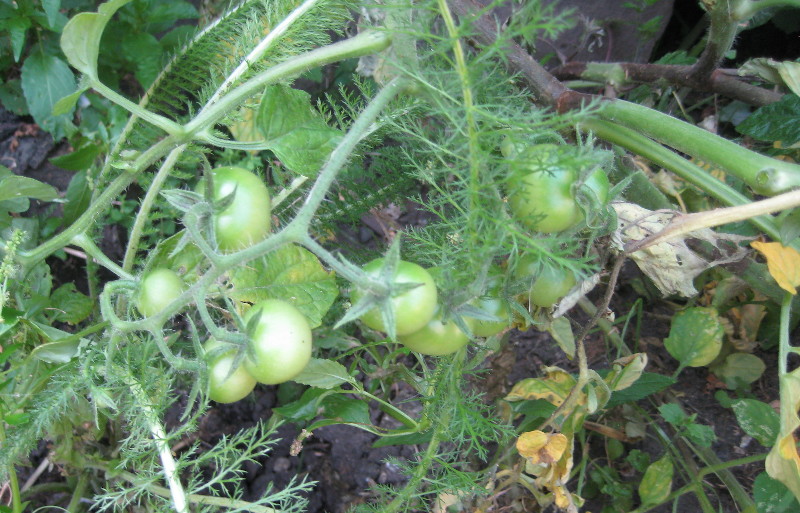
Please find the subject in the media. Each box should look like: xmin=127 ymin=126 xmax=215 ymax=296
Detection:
xmin=3 ymin=1 xmax=795 ymax=512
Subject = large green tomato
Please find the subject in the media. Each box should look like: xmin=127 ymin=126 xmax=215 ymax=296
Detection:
xmin=205 ymin=339 xmax=257 ymax=404
xmin=398 ymin=308 xmax=476 ymax=356
xmin=514 ymin=255 xmax=576 ymax=308
xmin=242 ymin=299 xmax=312 ymax=385
xmin=204 ymin=166 xmax=271 ymax=252
xmin=136 ymin=268 xmax=184 ymax=317
xmin=507 ymin=144 xmax=579 ymax=233
xmin=352 ymin=259 xmax=438 ymax=336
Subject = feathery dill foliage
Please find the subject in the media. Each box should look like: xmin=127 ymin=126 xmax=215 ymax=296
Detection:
xmin=0 ymin=363 xmax=82 ymax=477
xmin=372 ymin=0 xmax=587 ymax=298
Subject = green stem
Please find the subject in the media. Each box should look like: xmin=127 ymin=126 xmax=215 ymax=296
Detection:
xmin=200 ymin=0 xmax=322 ymax=109
xmin=0 ymin=421 xmax=23 ymax=513
xmin=734 ymin=0 xmax=800 ymax=20
xmin=185 ymin=31 xmax=392 ymax=137
xmin=124 ymin=371 xmax=189 ymax=513
xmin=580 ymin=118 xmax=782 ymax=239
xmin=595 ymin=100 xmax=800 ymax=195
xmin=65 ymin=472 xmax=89 ymax=513
xmin=92 ymin=81 xmax=184 ymax=135
xmin=71 ymin=233 xmax=134 ymax=280
xmin=779 ymin=291 xmax=792 ymax=377
xmin=287 ymin=78 xmax=405 ymax=232
xmin=691 ymin=0 xmax=739 ymax=80
xmin=122 ymin=144 xmax=188 ymax=272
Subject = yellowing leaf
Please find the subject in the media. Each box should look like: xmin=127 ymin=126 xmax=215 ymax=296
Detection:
xmin=751 ymin=241 xmax=800 ymax=294
xmin=505 ymin=367 xmax=579 ymax=406
xmin=517 ymin=430 xmax=568 ymax=466
xmin=766 ymin=372 xmax=800 ymax=502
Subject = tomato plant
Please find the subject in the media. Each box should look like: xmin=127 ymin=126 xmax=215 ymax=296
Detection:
xmin=472 ymin=294 xmax=511 ymax=337
xmin=514 ymin=255 xmax=576 ymax=308
xmin=135 ymin=268 xmax=185 ymax=318
xmin=352 ymin=259 xmax=438 ymax=336
xmin=242 ymin=299 xmax=313 ymax=385
xmin=398 ymin=308 xmax=476 ymax=356
xmin=507 ymin=144 xmax=578 ymax=233
xmin=204 ymin=166 xmax=272 ymax=252
xmin=205 ymin=339 xmax=257 ymax=404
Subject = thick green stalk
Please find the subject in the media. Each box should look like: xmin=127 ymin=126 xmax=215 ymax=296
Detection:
xmin=71 ymin=233 xmax=134 ymax=280
xmin=580 ymin=118 xmax=782 ymax=239
xmin=595 ymin=100 xmax=800 ymax=195
xmin=734 ymin=0 xmax=800 ymax=20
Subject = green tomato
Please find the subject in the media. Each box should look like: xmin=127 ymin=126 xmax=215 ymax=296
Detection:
xmin=136 ymin=268 xmax=185 ymax=317
xmin=242 ymin=299 xmax=312 ymax=385
xmin=575 ymin=167 xmax=610 ymax=223
xmin=514 ymin=255 xmax=576 ymax=308
xmin=205 ymin=339 xmax=257 ymax=404
xmin=204 ymin=166 xmax=272 ymax=252
xmin=507 ymin=144 xmax=580 ymax=233
xmin=472 ymin=294 xmax=511 ymax=337
xmin=398 ymin=308 xmax=476 ymax=356
xmin=352 ymin=259 xmax=438 ymax=336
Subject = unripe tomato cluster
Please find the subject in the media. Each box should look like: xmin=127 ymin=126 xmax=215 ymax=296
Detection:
xmin=136 ymin=167 xmax=313 ymax=404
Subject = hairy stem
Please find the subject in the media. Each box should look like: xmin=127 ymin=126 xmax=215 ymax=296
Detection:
xmin=122 ymin=144 xmax=188 ymax=272
xmin=71 ymin=233 xmax=134 ymax=280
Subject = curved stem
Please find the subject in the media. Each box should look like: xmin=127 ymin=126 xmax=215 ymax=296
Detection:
xmin=92 ymin=81 xmax=184 ymax=136
xmin=71 ymin=233 xmax=134 ymax=280
xmin=185 ymin=31 xmax=392 ymax=136
xmin=595 ymin=99 xmax=800 ymax=196
xmin=580 ymin=118 xmax=783 ymax=240
xmin=65 ymin=472 xmax=89 ymax=513
xmin=122 ymin=144 xmax=188 ymax=272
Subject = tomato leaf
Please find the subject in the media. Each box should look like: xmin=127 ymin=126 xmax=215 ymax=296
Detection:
xmin=664 ymin=307 xmax=724 ymax=369
xmin=292 ymin=358 xmax=352 ymax=389
xmin=638 ymin=456 xmax=673 ymax=506
xmin=754 ymin=472 xmax=800 ymax=513
xmin=712 ymin=353 xmax=766 ymax=389
xmin=256 ymin=84 xmax=343 ymax=176
xmin=731 ymin=399 xmax=779 ymax=447
xmin=229 ymin=244 xmax=337 ymax=328
xmin=605 ymin=372 xmax=676 ymax=408
xmin=20 ymin=52 xmax=76 ymax=139
xmin=546 ymin=316 xmax=575 ymax=358
xmin=49 ymin=283 xmax=93 ymax=324
xmin=737 ymin=94 xmax=800 ymax=145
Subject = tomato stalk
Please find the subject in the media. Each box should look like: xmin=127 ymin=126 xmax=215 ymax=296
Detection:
xmin=595 ymin=99 xmax=800 ymax=196
xmin=733 ymin=0 xmax=800 ymax=20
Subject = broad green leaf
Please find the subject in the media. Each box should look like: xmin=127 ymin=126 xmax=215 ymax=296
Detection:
xmin=0 ymin=308 xmax=23 ymax=338
xmin=737 ymin=94 xmax=800 ymax=145
xmin=658 ymin=403 xmax=686 ymax=425
xmin=664 ymin=307 xmax=724 ymax=368
xmin=28 ymin=331 xmax=83 ymax=363
xmin=780 ymin=208 xmax=800 ymax=245
xmin=229 ymin=244 xmax=338 ymax=328
xmin=50 ymin=142 xmax=102 ymax=171
xmin=60 ymin=0 xmax=132 ymax=78
xmin=0 ymin=79 xmax=28 ymax=115
xmin=685 ymin=422 xmax=716 ymax=448
xmin=731 ymin=399 xmax=779 ymax=447
xmin=273 ymin=387 xmax=331 ymax=422
xmin=42 ymin=0 xmax=61 ymax=29
xmin=6 ymin=16 xmax=30 ymax=62
xmin=292 ymin=358 xmax=351 ymax=389
xmin=754 ymin=472 xmax=800 ymax=513
xmin=546 ymin=316 xmax=574 ymax=358
xmin=713 ymin=353 xmax=766 ymax=389
xmin=20 ymin=52 xmax=76 ymax=138
xmin=0 ymin=175 xmax=58 ymax=202
xmin=52 ymin=77 xmax=90 ymax=117
xmin=638 ymin=456 xmax=673 ymax=506
xmin=3 ymin=412 xmax=30 ymax=426
xmin=257 ymin=84 xmax=343 ymax=176
xmin=49 ymin=283 xmax=92 ymax=325
xmin=318 ymin=395 xmax=370 ymax=426
xmin=605 ymin=353 xmax=648 ymax=391
xmin=62 ymin=170 xmax=92 ymax=226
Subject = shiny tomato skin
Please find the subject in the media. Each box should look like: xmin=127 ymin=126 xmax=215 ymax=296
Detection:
xmin=352 ymin=259 xmax=438 ymax=336
xmin=136 ymin=268 xmax=185 ymax=318
xmin=398 ymin=309 xmax=476 ymax=356
xmin=206 ymin=166 xmax=272 ymax=252
xmin=507 ymin=144 xmax=580 ymax=233
xmin=205 ymin=339 xmax=257 ymax=403
xmin=472 ymin=295 xmax=511 ymax=337
xmin=514 ymin=255 xmax=576 ymax=308
xmin=242 ymin=299 xmax=312 ymax=385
